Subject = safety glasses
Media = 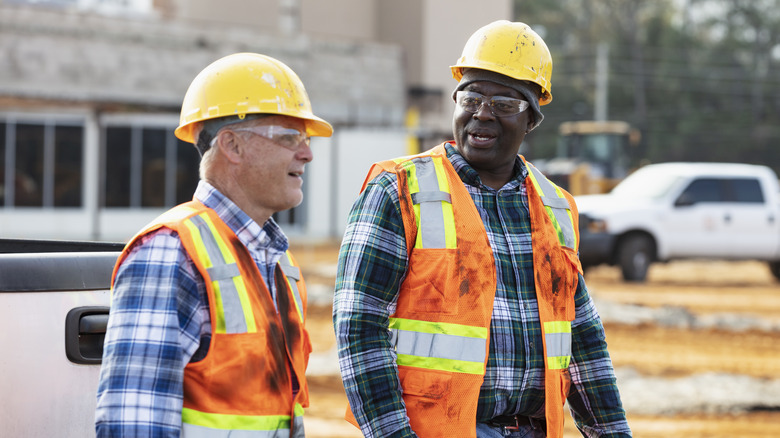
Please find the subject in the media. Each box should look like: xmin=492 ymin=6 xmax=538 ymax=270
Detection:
xmin=455 ymin=91 xmax=530 ymax=117
xmin=231 ymin=125 xmax=311 ymax=150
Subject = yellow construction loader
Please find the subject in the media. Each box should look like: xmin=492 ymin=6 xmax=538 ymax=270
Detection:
xmin=540 ymin=120 xmax=640 ymax=195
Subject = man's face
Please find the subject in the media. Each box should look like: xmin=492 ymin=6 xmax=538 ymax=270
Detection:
xmin=232 ymin=115 xmax=312 ymax=215
xmin=452 ymin=80 xmax=532 ymax=183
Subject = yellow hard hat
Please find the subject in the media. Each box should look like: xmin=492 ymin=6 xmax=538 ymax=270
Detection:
xmin=175 ymin=53 xmax=333 ymax=144
xmin=451 ymin=20 xmax=553 ymax=105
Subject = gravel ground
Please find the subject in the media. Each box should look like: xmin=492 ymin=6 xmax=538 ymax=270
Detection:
xmin=291 ymin=243 xmax=780 ymax=437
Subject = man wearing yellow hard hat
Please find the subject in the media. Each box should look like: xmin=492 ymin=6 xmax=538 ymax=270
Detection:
xmin=334 ymin=21 xmax=631 ymax=438
xmin=96 ymin=53 xmax=332 ymax=437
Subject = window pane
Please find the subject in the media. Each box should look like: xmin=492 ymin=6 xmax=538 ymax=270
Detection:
xmin=729 ymin=178 xmax=764 ymax=203
xmin=679 ymin=178 xmax=724 ymax=204
xmin=54 ymin=125 xmax=83 ymax=207
xmin=0 ymin=123 xmax=5 ymax=207
xmin=15 ymin=124 xmax=45 ymax=206
xmin=141 ymin=128 xmax=167 ymax=207
xmin=105 ymin=127 xmax=132 ymax=207
xmin=175 ymin=140 xmax=200 ymax=204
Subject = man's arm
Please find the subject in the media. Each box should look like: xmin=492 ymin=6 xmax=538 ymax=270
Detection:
xmin=95 ymin=230 xmax=207 ymax=437
xmin=333 ymin=174 xmax=418 ymax=438
xmin=567 ymin=274 xmax=632 ymax=437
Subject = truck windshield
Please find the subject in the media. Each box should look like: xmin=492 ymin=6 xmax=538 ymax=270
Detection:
xmin=611 ymin=167 xmax=683 ymax=199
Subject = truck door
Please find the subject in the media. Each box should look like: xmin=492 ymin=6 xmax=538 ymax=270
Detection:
xmin=665 ymin=178 xmax=733 ymax=257
xmin=722 ymin=177 xmax=778 ymax=258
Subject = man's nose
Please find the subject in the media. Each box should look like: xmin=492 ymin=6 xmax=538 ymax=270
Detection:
xmin=296 ymin=141 xmax=313 ymax=163
xmin=473 ymin=101 xmax=495 ymax=120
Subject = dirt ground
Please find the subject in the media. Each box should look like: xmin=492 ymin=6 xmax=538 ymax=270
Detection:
xmin=291 ymin=242 xmax=780 ymax=437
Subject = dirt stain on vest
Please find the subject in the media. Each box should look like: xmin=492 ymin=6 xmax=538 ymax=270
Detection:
xmin=228 ymin=239 xmax=292 ymax=394
xmin=457 ymin=248 xmax=469 ymax=297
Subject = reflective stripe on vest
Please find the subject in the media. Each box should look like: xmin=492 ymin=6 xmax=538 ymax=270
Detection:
xmin=182 ymin=403 xmax=305 ymax=438
xmin=278 ymin=251 xmax=304 ymax=322
xmin=182 ymin=215 xmax=305 ymax=333
xmin=389 ymin=317 xmax=488 ymax=375
xmin=399 ymin=155 xmax=456 ymax=249
xmin=524 ymin=163 xmax=577 ymax=250
xmin=524 ymin=163 xmax=576 ymax=372
xmin=543 ymin=321 xmax=572 ymax=370
xmin=183 ymin=213 xmax=257 ymax=334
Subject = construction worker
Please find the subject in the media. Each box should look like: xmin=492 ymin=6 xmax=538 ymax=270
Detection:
xmin=333 ymin=21 xmax=631 ymax=438
xmin=95 ymin=53 xmax=332 ymax=437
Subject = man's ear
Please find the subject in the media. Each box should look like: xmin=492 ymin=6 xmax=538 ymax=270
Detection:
xmin=525 ymin=115 xmax=536 ymax=134
xmin=217 ymin=131 xmax=243 ymax=164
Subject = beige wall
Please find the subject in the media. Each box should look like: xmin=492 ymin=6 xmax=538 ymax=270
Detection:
xmin=377 ymin=0 xmax=423 ymax=86
xmin=164 ymin=0 xmax=280 ymax=30
xmin=301 ymin=0 xmax=376 ymax=40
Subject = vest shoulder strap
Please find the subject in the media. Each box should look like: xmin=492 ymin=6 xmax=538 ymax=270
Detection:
xmin=359 ymin=144 xmax=449 ymax=192
xmin=522 ymin=157 xmax=580 ymax=252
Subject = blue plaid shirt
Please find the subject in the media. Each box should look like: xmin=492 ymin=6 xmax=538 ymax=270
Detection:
xmin=95 ymin=181 xmax=290 ymax=437
xmin=334 ymin=143 xmax=631 ymax=437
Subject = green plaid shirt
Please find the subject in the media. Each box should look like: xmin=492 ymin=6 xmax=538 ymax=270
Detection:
xmin=334 ymin=143 xmax=631 ymax=438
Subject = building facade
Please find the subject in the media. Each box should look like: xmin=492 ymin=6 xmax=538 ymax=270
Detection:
xmin=0 ymin=0 xmax=511 ymax=241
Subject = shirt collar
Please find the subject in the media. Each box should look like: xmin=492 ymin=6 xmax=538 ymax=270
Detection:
xmin=443 ymin=142 xmax=528 ymax=191
xmin=193 ymin=180 xmax=289 ymax=254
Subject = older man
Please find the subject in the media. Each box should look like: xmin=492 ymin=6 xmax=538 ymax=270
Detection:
xmin=96 ymin=53 xmax=332 ymax=437
xmin=334 ymin=21 xmax=631 ymax=438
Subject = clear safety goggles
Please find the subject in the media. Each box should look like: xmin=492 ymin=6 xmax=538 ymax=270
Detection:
xmin=211 ymin=125 xmax=310 ymax=150
xmin=232 ymin=125 xmax=311 ymax=150
xmin=455 ymin=91 xmax=530 ymax=117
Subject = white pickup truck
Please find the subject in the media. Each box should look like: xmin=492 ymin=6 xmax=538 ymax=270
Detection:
xmin=0 ymin=239 xmax=122 ymax=436
xmin=575 ymin=162 xmax=780 ymax=282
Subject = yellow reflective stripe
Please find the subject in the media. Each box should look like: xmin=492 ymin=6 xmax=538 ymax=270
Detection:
xmin=525 ymin=165 xmax=573 ymax=248
xmin=390 ymin=317 xmax=488 ymax=339
xmin=544 ymin=321 xmax=571 ymax=334
xmin=199 ymin=214 xmax=257 ymax=334
xmin=403 ymin=163 xmax=424 ymax=249
xmin=546 ymin=205 xmax=567 ymax=247
xmin=182 ymin=407 xmax=299 ymax=431
xmin=282 ymin=252 xmax=304 ymax=321
xmin=432 ymin=156 xmax=456 ymax=249
xmin=183 ymin=219 xmax=227 ymax=333
xmin=544 ymin=321 xmax=572 ymax=370
xmin=547 ymin=356 xmax=571 ymax=370
xmin=525 ymin=167 xmax=565 ymax=246
xmin=396 ymin=354 xmax=484 ymax=374
xmin=552 ymin=185 xmax=571 ymax=246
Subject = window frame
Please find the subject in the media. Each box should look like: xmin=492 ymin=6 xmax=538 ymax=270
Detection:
xmin=1 ymin=114 xmax=86 ymax=209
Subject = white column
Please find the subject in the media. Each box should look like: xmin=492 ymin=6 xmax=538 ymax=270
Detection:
xmin=84 ymin=110 xmax=101 ymax=240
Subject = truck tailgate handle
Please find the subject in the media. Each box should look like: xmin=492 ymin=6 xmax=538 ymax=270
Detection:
xmin=80 ymin=314 xmax=109 ymax=334
xmin=65 ymin=306 xmax=109 ymax=365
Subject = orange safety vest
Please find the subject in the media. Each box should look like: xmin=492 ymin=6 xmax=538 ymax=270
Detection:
xmin=112 ymin=200 xmax=312 ymax=438
xmin=346 ymin=143 xmax=582 ymax=438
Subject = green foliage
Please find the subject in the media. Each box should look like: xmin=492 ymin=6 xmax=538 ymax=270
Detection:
xmin=514 ymin=0 xmax=780 ymax=175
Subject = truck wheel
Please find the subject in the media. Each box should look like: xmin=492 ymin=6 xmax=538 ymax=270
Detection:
xmin=618 ymin=235 xmax=653 ymax=282
xmin=769 ymin=261 xmax=780 ymax=281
